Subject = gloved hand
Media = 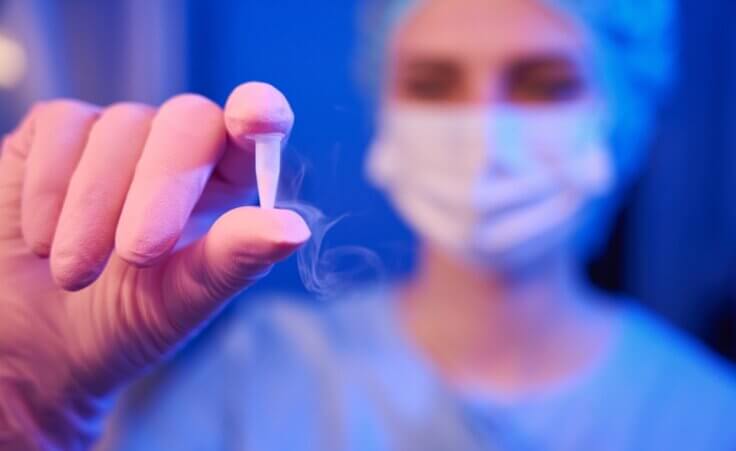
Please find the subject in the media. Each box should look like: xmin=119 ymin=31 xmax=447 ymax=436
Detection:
xmin=0 ymin=82 xmax=310 ymax=450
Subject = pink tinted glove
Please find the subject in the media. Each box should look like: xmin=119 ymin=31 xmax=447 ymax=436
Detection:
xmin=0 ymin=82 xmax=310 ymax=450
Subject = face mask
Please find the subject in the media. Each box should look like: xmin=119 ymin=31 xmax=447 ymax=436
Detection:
xmin=365 ymin=103 xmax=613 ymax=268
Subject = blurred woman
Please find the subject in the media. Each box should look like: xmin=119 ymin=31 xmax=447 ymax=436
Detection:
xmin=101 ymin=1 xmax=735 ymax=449
xmin=0 ymin=1 xmax=734 ymax=450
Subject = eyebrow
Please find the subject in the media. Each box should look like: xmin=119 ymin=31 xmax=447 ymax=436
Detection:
xmin=399 ymin=58 xmax=461 ymax=78
xmin=506 ymin=54 xmax=581 ymax=80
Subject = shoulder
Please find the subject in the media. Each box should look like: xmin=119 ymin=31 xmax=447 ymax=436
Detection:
xmin=621 ymin=305 xmax=736 ymax=394
xmin=612 ymin=305 xmax=736 ymax=447
xmin=521 ymin=303 xmax=736 ymax=450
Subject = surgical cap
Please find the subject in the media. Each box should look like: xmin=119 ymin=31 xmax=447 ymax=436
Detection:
xmin=356 ymin=0 xmax=678 ymax=180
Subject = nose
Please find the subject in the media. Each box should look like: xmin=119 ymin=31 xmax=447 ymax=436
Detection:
xmin=464 ymin=66 xmax=505 ymax=107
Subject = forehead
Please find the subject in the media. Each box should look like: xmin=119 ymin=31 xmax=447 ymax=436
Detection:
xmin=391 ymin=0 xmax=589 ymax=62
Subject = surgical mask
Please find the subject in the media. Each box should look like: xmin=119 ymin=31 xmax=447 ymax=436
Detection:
xmin=365 ymin=103 xmax=613 ymax=268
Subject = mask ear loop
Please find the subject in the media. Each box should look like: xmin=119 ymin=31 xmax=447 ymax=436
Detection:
xmin=567 ymin=141 xmax=614 ymax=196
xmin=552 ymin=103 xmax=614 ymax=196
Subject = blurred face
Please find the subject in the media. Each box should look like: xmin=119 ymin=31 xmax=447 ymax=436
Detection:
xmin=386 ymin=0 xmax=596 ymax=107
xmin=366 ymin=0 xmax=613 ymax=269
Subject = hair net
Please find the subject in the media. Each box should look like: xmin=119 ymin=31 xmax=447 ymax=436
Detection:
xmin=356 ymin=0 xmax=678 ymax=181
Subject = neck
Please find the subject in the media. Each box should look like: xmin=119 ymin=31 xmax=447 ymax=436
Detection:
xmin=398 ymin=244 xmax=616 ymax=395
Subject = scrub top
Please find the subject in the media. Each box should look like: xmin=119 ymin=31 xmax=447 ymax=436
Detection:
xmin=96 ymin=288 xmax=736 ymax=451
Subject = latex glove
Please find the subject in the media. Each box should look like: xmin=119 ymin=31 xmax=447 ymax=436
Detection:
xmin=0 ymin=82 xmax=310 ymax=450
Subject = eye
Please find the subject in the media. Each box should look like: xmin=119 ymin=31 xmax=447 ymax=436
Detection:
xmin=504 ymin=56 xmax=586 ymax=104
xmin=395 ymin=59 xmax=463 ymax=102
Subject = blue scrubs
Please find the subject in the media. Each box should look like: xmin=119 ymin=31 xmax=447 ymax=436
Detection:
xmin=96 ymin=288 xmax=736 ymax=450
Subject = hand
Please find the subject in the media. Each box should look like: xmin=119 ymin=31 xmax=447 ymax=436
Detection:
xmin=0 ymin=82 xmax=310 ymax=450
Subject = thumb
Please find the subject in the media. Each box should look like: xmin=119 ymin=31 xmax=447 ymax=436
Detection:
xmin=159 ymin=206 xmax=310 ymax=334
